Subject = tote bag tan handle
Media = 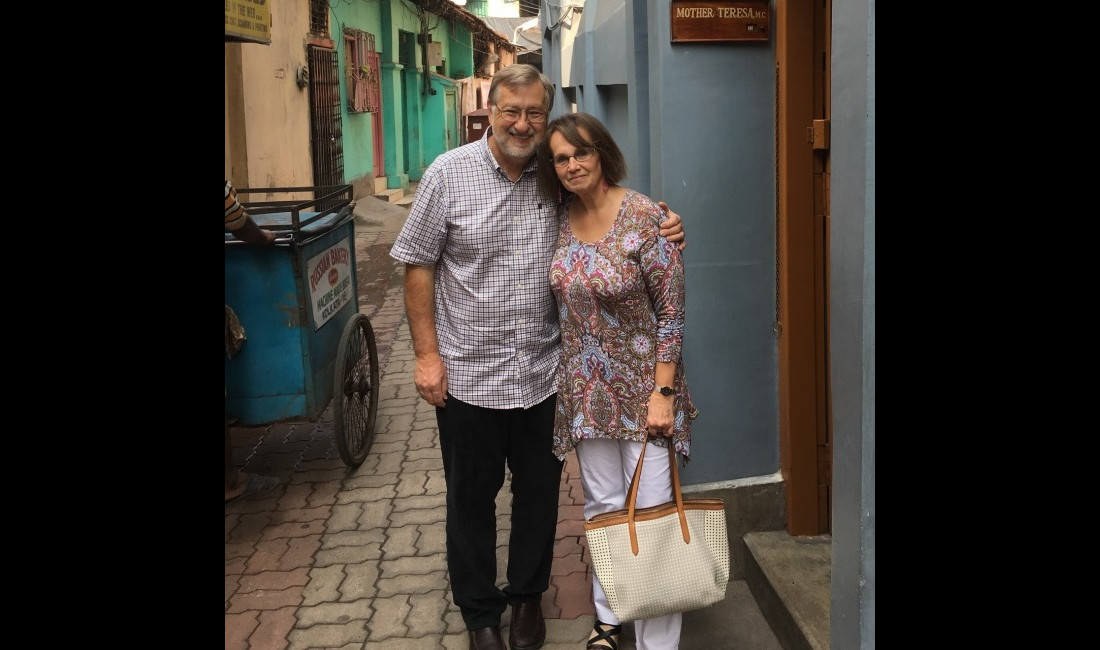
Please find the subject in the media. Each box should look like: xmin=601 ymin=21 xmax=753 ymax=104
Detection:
xmin=625 ymin=433 xmax=690 ymax=555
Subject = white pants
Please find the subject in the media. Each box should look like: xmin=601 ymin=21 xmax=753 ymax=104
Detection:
xmin=577 ymin=437 xmax=682 ymax=650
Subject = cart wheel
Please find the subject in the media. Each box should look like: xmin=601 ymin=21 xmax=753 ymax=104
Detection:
xmin=333 ymin=313 xmax=379 ymax=467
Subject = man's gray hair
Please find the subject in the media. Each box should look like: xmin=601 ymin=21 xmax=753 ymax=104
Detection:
xmin=488 ymin=64 xmax=554 ymax=112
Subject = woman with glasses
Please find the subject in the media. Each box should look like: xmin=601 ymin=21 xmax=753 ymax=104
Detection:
xmin=535 ymin=113 xmax=699 ymax=650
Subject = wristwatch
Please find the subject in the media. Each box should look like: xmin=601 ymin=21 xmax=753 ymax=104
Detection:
xmin=656 ymin=386 xmax=675 ymax=397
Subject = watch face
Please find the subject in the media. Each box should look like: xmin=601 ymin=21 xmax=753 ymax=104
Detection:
xmin=660 ymin=386 xmax=674 ymax=396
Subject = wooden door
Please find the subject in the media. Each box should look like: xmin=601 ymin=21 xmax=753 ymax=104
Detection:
xmin=776 ymin=0 xmax=832 ymax=536
xmin=367 ymin=49 xmax=385 ymax=180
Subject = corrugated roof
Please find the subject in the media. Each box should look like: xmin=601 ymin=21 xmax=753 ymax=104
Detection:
xmin=417 ymin=0 xmax=517 ymax=52
xmin=480 ymin=15 xmax=541 ymax=52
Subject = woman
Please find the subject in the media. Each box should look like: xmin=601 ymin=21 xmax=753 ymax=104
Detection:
xmin=535 ymin=113 xmax=699 ymax=650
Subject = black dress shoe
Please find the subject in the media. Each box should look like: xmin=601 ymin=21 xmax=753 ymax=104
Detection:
xmin=469 ymin=626 xmax=505 ymax=650
xmin=509 ymin=601 xmax=546 ymax=650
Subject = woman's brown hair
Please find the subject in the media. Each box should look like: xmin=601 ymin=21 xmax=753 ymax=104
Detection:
xmin=535 ymin=112 xmax=627 ymax=208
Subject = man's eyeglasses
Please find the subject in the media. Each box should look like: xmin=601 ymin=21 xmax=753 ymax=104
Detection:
xmin=496 ymin=106 xmax=547 ymax=124
xmin=553 ymin=147 xmax=594 ymax=168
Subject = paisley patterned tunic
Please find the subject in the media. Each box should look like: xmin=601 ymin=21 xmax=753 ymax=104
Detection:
xmin=550 ymin=189 xmax=698 ymax=461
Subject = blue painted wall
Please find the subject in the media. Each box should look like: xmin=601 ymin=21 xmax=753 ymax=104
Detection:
xmin=548 ymin=0 xmax=779 ymax=485
xmin=829 ymin=0 xmax=875 ymax=645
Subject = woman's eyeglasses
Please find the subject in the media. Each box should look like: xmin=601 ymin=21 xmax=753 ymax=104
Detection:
xmin=496 ymin=107 xmax=547 ymax=124
xmin=553 ymin=147 xmax=594 ymax=168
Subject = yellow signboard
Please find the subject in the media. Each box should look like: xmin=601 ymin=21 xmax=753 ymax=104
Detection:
xmin=225 ymin=0 xmax=271 ymax=45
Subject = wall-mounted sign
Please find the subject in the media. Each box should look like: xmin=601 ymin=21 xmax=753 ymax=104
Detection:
xmin=225 ymin=0 xmax=271 ymax=45
xmin=670 ymin=1 xmax=770 ymax=43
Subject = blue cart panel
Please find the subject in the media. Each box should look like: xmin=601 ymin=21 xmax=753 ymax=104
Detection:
xmin=225 ymin=187 xmax=358 ymax=425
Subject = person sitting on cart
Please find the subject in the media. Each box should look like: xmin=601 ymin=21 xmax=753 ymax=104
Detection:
xmin=225 ymin=179 xmax=281 ymax=506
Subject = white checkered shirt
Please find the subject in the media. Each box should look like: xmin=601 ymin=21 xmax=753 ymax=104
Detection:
xmin=390 ymin=130 xmax=560 ymax=410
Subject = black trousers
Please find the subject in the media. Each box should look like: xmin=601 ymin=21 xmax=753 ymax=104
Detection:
xmin=436 ymin=393 xmax=564 ymax=630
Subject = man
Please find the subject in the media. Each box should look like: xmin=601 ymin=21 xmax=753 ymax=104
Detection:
xmin=390 ymin=65 xmax=684 ymax=650
xmin=225 ymin=179 xmax=281 ymax=507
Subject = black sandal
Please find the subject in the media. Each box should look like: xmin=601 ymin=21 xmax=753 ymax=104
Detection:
xmin=586 ymin=620 xmax=623 ymax=650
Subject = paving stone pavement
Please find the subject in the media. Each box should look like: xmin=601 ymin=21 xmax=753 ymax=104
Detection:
xmin=225 ymin=196 xmax=603 ymax=650
xmin=225 ymin=194 xmax=777 ymax=650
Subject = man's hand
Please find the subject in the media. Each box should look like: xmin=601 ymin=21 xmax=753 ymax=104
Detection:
xmin=657 ymin=202 xmax=686 ymax=251
xmin=414 ymin=353 xmax=448 ymax=408
xmin=404 ymin=264 xmax=447 ymax=407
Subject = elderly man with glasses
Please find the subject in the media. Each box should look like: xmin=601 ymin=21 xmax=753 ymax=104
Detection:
xmin=390 ymin=64 xmax=685 ymax=650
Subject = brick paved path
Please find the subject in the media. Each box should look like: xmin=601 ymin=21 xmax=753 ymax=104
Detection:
xmin=225 ymin=199 xmax=599 ymax=649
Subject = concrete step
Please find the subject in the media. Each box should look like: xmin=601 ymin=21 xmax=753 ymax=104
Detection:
xmin=743 ymin=530 xmax=832 ymax=650
xmin=372 ymin=187 xmax=405 ymax=203
xmin=676 ymin=579 xmax=784 ymax=649
xmin=393 ymin=180 xmax=418 ymax=207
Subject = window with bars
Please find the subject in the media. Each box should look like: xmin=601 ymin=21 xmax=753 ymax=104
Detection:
xmin=310 ymin=0 xmax=328 ymax=36
xmin=344 ymin=28 xmax=380 ymax=114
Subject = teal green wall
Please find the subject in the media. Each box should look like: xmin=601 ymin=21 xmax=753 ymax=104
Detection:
xmin=449 ymin=24 xmax=474 ymax=79
xmin=329 ymin=1 xmax=384 ymax=190
xmin=465 ymin=0 xmax=488 ymax=17
xmin=327 ymin=1 xmax=477 ymax=187
xmin=423 ymin=76 xmax=458 ymax=164
xmin=379 ymin=6 xmax=404 ymax=188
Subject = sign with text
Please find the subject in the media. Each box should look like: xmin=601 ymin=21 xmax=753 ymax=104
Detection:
xmin=225 ymin=0 xmax=271 ymax=45
xmin=307 ymin=241 xmax=353 ymax=331
xmin=670 ymin=1 xmax=770 ymax=43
